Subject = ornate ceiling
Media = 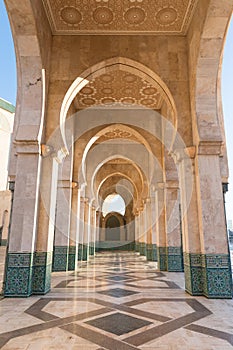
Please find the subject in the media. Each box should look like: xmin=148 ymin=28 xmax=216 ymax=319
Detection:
xmin=74 ymin=70 xmax=163 ymax=110
xmin=42 ymin=0 xmax=198 ymax=35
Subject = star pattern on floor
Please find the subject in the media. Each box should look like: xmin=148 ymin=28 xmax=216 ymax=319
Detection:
xmin=0 ymin=251 xmax=233 ymax=349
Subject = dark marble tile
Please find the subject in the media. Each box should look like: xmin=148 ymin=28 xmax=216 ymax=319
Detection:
xmin=98 ymin=288 xmax=139 ymax=298
xmin=85 ymin=312 xmax=152 ymax=336
xmin=106 ymin=276 xmax=131 ymax=282
xmin=61 ymin=323 xmax=138 ymax=350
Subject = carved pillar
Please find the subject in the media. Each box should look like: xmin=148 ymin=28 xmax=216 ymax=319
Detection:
xmin=89 ymin=206 xmax=96 ymax=256
xmin=95 ymin=210 xmax=101 ymax=252
xmin=77 ymin=197 xmax=85 ymax=261
xmin=134 ymin=212 xmax=140 ymax=252
xmin=139 ymin=205 xmax=146 ymax=256
xmin=53 ymin=180 xmax=72 ymax=271
xmin=145 ymin=198 xmax=153 ymax=261
xmin=82 ymin=198 xmax=90 ymax=261
xmin=4 ymin=145 xmax=42 ymax=296
xmin=176 ymin=147 xmax=202 ymax=295
xmin=68 ymin=184 xmax=80 ymax=270
xmin=195 ymin=143 xmax=232 ymax=298
xmin=33 ymin=151 xmax=62 ymax=294
xmin=156 ymin=184 xmax=167 ymax=271
xmin=151 ymin=189 xmax=157 ymax=261
xmin=165 ymin=183 xmax=183 ymax=272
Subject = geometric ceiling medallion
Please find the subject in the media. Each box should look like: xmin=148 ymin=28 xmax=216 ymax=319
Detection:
xmin=60 ymin=6 xmax=82 ymax=25
xmin=156 ymin=7 xmax=178 ymax=26
xmin=140 ymin=98 xmax=156 ymax=106
xmin=122 ymin=74 xmax=138 ymax=84
xmin=124 ymin=7 xmax=146 ymax=25
xmin=81 ymin=97 xmax=96 ymax=105
xmin=142 ymin=87 xmax=158 ymax=95
xmin=121 ymin=97 xmax=136 ymax=105
xmin=81 ymin=86 xmax=96 ymax=95
xmin=101 ymin=97 xmax=116 ymax=105
xmin=93 ymin=7 xmax=114 ymax=25
xmin=73 ymin=70 xmax=163 ymax=110
xmin=42 ymin=0 xmax=198 ymax=35
xmin=100 ymin=74 xmax=114 ymax=83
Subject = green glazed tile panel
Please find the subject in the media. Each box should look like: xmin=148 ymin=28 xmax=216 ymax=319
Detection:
xmin=203 ymin=254 xmax=232 ymax=299
xmin=167 ymin=246 xmax=183 ymax=272
xmin=78 ymin=244 xmax=83 ymax=260
xmin=52 ymin=246 xmax=68 ymax=271
xmin=139 ymin=242 xmax=146 ymax=256
xmin=184 ymin=253 xmax=232 ymax=298
xmin=146 ymin=244 xmax=153 ymax=261
xmin=158 ymin=247 xmax=167 ymax=271
xmin=4 ymin=253 xmax=33 ymax=297
xmin=0 ymin=239 xmax=7 ymax=246
xmin=151 ymin=244 xmax=157 ymax=261
xmin=33 ymin=252 xmax=52 ymax=294
xmin=82 ymin=245 xmax=88 ymax=261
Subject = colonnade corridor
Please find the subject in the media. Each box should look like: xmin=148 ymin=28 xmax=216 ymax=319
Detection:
xmin=0 ymin=248 xmax=233 ymax=349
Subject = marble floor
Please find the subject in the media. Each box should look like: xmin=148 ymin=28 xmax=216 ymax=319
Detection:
xmin=0 ymin=248 xmax=233 ymax=349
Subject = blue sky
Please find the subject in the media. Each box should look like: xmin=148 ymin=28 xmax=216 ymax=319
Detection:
xmin=1 ymin=1 xmax=233 ymax=221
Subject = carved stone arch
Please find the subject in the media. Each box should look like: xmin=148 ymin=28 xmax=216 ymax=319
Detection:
xmin=60 ymin=57 xmax=178 ymax=149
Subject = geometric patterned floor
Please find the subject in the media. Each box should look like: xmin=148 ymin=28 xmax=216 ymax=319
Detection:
xmin=1 ymin=251 xmax=233 ymax=349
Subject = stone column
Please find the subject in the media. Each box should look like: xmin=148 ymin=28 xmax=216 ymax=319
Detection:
xmin=89 ymin=206 xmax=96 ymax=257
xmin=95 ymin=210 xmax=101 ymax=252
xmin=4 ymin=146 xmax=41 ymax=297
xmin=177 ymin=148 xmax=202 ymax=296
xmin=77 ymin=197 xmax=85 ymax=261
xmin=32 ymin=152 xmax=60 ymax=294
xmin=145 ymin=198 xmax=153 ymax=261
xmin=165 ymin=184 xmax=183 ymax=272
xmin=139 ymin=206 xmax=146 ymax=256
xmin=194 ymin=144 xmax=232 ymax=298
xmin=156 ymin=184 xmax=167 ymax=271
xmin=151 ymin=190 xmax=158 ymax=261
xmin=53 ymin=180 xmax=72 ymax=271
xmin=68 ymin=184 xmax=80 ymax=270
xmin=134 ymin=212 xmax=140 ymax=252
xmin=82 ymin=198 xmax=90 ymax=261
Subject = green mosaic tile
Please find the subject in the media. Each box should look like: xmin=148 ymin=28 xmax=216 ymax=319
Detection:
xmin=7 ymin=253 xmax=32 ymax=267
xmin=158 ymin=247 xmax=167 ymax=271
xmin=204 ymin=268 xmax=232 ymax=298
xmin=32 ymin=252 xmax=52 ymax=294
xmin=167 ymin=246 xmax=183 ymax=272
xmin=4 ymin=253 xmax=33 ymax=297
xmin=139 ymin=242 xmax=146 ymax=256
xmin=152 ymin=244 xmax=157 ymax=261
xmin=135 ymin=242 xmax=140 ymax=252
xmin=167 ymin=255 xmax=183 ymax=272
xmin=77 ymin=244 xmax=83 ymax=261
xmin=0 ymin=239 xmax=7 ymax=246
xmin=184 ymin=252 xmax=232 ymax=298
xmin=89 ymin=244 xmax=95 ymax=256
xmin=68 ymin=254 xmax=76 ymax=271
xmin=52 ymin=246 xmax=68 ymax=271
xmin=204 ymin=254 xmax=231 ymax=269
xmin=33 ymin=265 xmax=51 ymax=294
xmin=82 ymin=245 xmax=88 ymax=261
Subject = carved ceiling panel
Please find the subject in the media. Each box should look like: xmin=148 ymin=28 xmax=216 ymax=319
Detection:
xmin=42 ymin=0 xmax=198 ymax=35
xmin=74 ymin=70 xmax=163 ymax=110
